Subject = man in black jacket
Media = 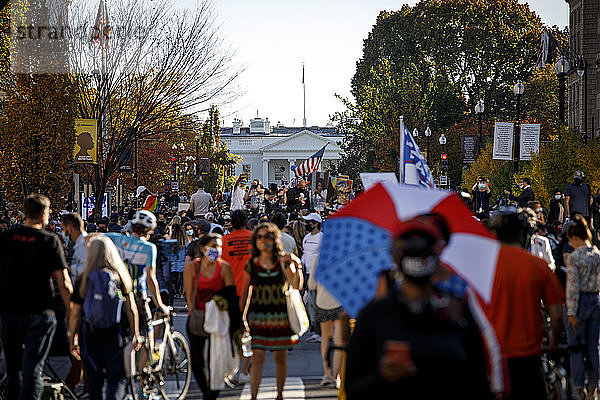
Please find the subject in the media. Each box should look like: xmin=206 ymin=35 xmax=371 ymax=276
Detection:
xmin=504 ymin=177 xmax=535 ymax=208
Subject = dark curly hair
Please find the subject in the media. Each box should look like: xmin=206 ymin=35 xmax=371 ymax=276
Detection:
xmin=250 ymin=222 xmax=285 ymax=265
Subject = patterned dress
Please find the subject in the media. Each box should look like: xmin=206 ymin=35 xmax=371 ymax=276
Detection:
xmin=245 ymin=258 xmax=299 ymax=350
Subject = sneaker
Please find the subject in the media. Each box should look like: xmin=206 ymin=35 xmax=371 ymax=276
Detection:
xmin=238 ymin=372 xmax=250 ymax=384
xmin=335 ymin=376 xmax=341 ymax=389
xmin=320 ymin=375 xmax=335 ymax=386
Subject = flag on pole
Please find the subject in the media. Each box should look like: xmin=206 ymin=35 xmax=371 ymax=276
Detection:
xmin=91 ymin=0 xmax=110 ymax=47
xmin=536 ymin=31 xmax=559 ymax=69
xmin=399 ymin=119 xmax=435 ymax=188
xmin=294 ymin=144 xmax=327 ymax=177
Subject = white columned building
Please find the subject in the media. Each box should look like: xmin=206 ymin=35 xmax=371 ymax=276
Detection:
xmin=221 ymin=118 xmax=344 ymax=185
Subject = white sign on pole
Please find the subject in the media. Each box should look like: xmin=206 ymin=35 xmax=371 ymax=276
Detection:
xmin=520 ymin=124 xmax=541 ymax=161
xmin=492 ymin=122 xmax=514 ymax=161
xmin=360 ymin=172 xmax=398 ymax=191
xmin=439 ymin=175 xmax=448 ymax=186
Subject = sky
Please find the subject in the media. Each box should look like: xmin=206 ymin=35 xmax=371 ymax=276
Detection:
xmin=182 ymin=0 xmax=569 ymax=127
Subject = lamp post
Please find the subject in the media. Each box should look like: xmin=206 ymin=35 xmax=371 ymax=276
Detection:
xmin=577 ymin=55 xmax=588 ymax=142
xmin=412 ymin=128 xmax=419 ymax=147
xmin=475 ymin=100 xmax=484 ymax=154
xmin=554 ymin=56 xmax=570 ymax=128
xmin=424 ymin=126 xmax=432 ymax=164
xmin=513 ymin=80 xmax=524 ymax=173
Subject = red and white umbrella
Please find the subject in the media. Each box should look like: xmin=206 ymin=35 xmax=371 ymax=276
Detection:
xmin=316 ymin=183 xmax=500 ymax=317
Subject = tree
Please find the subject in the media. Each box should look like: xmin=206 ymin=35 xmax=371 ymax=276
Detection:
xmin=197 ymin=106 xmax=238 ymax=195
xmin=338 ymin=0 xmax=567 ymax=181
xmin=0 ymin=74 xmax=76 ymax=208
xmin=69 ymin=0 xmax=242 ymax=210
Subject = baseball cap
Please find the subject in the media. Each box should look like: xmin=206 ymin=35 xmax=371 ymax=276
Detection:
xmin=136 ymin=186 xmax=147 ymax=197
xmin=303 ymin=212 xmax=323 ymax=224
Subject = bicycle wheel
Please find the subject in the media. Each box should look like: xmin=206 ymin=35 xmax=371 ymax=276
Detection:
xmin=157 ymin=331 xmax=191 ymax=400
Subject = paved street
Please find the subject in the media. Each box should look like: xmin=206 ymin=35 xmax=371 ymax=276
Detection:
xmin=170 ymin=301 xmax=339 ymax=400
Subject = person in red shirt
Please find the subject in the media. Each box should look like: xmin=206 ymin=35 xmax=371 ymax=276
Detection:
xmin=486 ymin=207 xmax=564 ymax=400
xmin=221 ymin=209 xmax=253 ymax=383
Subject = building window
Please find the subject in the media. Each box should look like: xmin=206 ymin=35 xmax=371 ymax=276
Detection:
xmin=239 ymin=139 xmax=254 ymax=146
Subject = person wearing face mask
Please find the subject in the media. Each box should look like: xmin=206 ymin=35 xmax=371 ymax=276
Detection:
xmin=183 ymin=233 xmax=234 ymax=400
xmin=504 ymin=177 xmax=534 ymax=208
xmin=60 ymin=212 xmax=89 ymax=282
xmin=549 ymin=189 xmax=565 ymax=224
xmin=565 ymin=171 xmax=593 ymax=223
xmin=345 ymin=218 xmax=491 ymax=399
xmin=471 ymin=177 xmax=492 ymax=218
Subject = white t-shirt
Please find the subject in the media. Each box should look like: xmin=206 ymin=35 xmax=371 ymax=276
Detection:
xmin=301 ymin=231 xmax=323 ymax=275
xmin=231 ymin=187 xmax=246 ymax=211
xmin=71 ymin=231 xmax=88 ymax=279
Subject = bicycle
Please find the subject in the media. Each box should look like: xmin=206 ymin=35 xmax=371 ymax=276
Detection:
xmin=543 ymin=346 xmax=569 ymax=400
xmin=128 ymin=302 xmax=191 ymax=400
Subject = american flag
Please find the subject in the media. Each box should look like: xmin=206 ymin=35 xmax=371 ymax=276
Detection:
xmin=91 ymin=0 xmax=109 ymax=48
xmin=294 ymin=144 xmax=327 ymax=177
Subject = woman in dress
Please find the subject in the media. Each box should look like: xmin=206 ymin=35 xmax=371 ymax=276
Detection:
xmin=242 ymin=222 xmax=303 ymax=400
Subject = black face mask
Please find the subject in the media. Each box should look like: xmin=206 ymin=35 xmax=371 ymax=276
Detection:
xmin=574 ymin=177 xmax=583 ymax=186
xmin=402 ymin=273 xmax=433 ymax=287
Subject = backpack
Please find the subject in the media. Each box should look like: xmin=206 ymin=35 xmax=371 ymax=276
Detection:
xmin=83 ymin=269 xmax=123 ymax=329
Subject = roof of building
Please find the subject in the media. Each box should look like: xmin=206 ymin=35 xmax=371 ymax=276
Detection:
xmin=220 ymin=126 xmax=341 ymax=137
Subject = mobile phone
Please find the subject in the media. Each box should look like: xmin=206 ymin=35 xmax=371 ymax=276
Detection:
xmin=383 ymin=340 xmax=412 ymax=365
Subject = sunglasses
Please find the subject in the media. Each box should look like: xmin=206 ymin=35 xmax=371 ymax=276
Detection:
xmin=256 ymin=234 xmax=274 ymax=240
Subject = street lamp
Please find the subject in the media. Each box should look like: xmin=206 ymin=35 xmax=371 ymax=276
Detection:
xmin=475 ymin=100 xmax=484 ymax=154
xmin=424 ymin=126 xmax=432 ymax=164
xmin=513 ymin=80 xmax=524 ymax=173
xmin=554 ymin=56 xmax=570 ymax=127
xmin=577 ymin=55 xmax=588 ymax=142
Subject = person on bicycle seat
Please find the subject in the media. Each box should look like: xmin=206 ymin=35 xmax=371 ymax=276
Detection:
xmin=105 ymin=210 xmax=170 ymax=325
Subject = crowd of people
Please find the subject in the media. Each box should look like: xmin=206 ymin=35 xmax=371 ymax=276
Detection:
xmin=1 ymin=170 xmax=600 ymax=400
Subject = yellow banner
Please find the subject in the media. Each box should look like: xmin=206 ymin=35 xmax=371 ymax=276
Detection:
xmin=74 ymin=119 xmax=98 ymax=164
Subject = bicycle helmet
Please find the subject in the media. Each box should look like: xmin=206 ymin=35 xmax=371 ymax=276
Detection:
xmin=131 ymin=210 xmax=157 ymax=230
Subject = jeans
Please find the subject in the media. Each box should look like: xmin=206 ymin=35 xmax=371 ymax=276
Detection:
xmin=567 ymin=292 xmax=600 ymax=391
xmin=82 ymin=334 xmax=126 ymax=400
xmin=0 ymin=312 xmax=57 ymax=400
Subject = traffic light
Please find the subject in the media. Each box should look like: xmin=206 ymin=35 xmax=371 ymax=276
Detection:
xmin=441 ymin=153 xmax=448 ymax=173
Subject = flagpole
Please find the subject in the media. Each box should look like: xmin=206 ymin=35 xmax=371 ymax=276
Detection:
xmin=399 ymin=116 xmax=405 ymax=183
xmin=302 ymin=63 xmax=306 ymax=128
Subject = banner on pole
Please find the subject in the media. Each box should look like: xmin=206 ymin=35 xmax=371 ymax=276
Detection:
xmin=460 ymin=135 xmax=478 ymax=164
xmin=74 ymin=119 xmax=98 ymax=164
xmin=492 ymin=122 xmax=514 ymax=161
xmin=520 ymin=124 xmax=541 ymax=161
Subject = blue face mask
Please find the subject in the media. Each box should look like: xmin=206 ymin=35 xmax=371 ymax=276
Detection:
xmin=205 ymin=247 xmax=222 ymax=262
xmin=186 ymin=229 xmax=194 ymax=236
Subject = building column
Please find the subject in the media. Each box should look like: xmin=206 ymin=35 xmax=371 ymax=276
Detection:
xmin=262 ymin=159 xmax=269 ymax=184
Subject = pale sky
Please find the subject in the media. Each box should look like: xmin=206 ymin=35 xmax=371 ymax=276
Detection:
xmin=183 ymin=0 xmax=569 ymax=127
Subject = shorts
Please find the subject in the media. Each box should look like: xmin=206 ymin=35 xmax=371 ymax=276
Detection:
xmin=315 ymin=306 xmax=344 ymax=323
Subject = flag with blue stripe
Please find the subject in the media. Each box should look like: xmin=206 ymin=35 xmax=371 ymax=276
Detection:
xmin=401 ymin=125 xmax=435 ymax=189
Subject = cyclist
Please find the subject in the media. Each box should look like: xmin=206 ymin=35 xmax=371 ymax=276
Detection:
xmin=0 ymin=194 xmax=73 ymax=400
xmin=104 ymin=209 xmax=170 ymax=386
